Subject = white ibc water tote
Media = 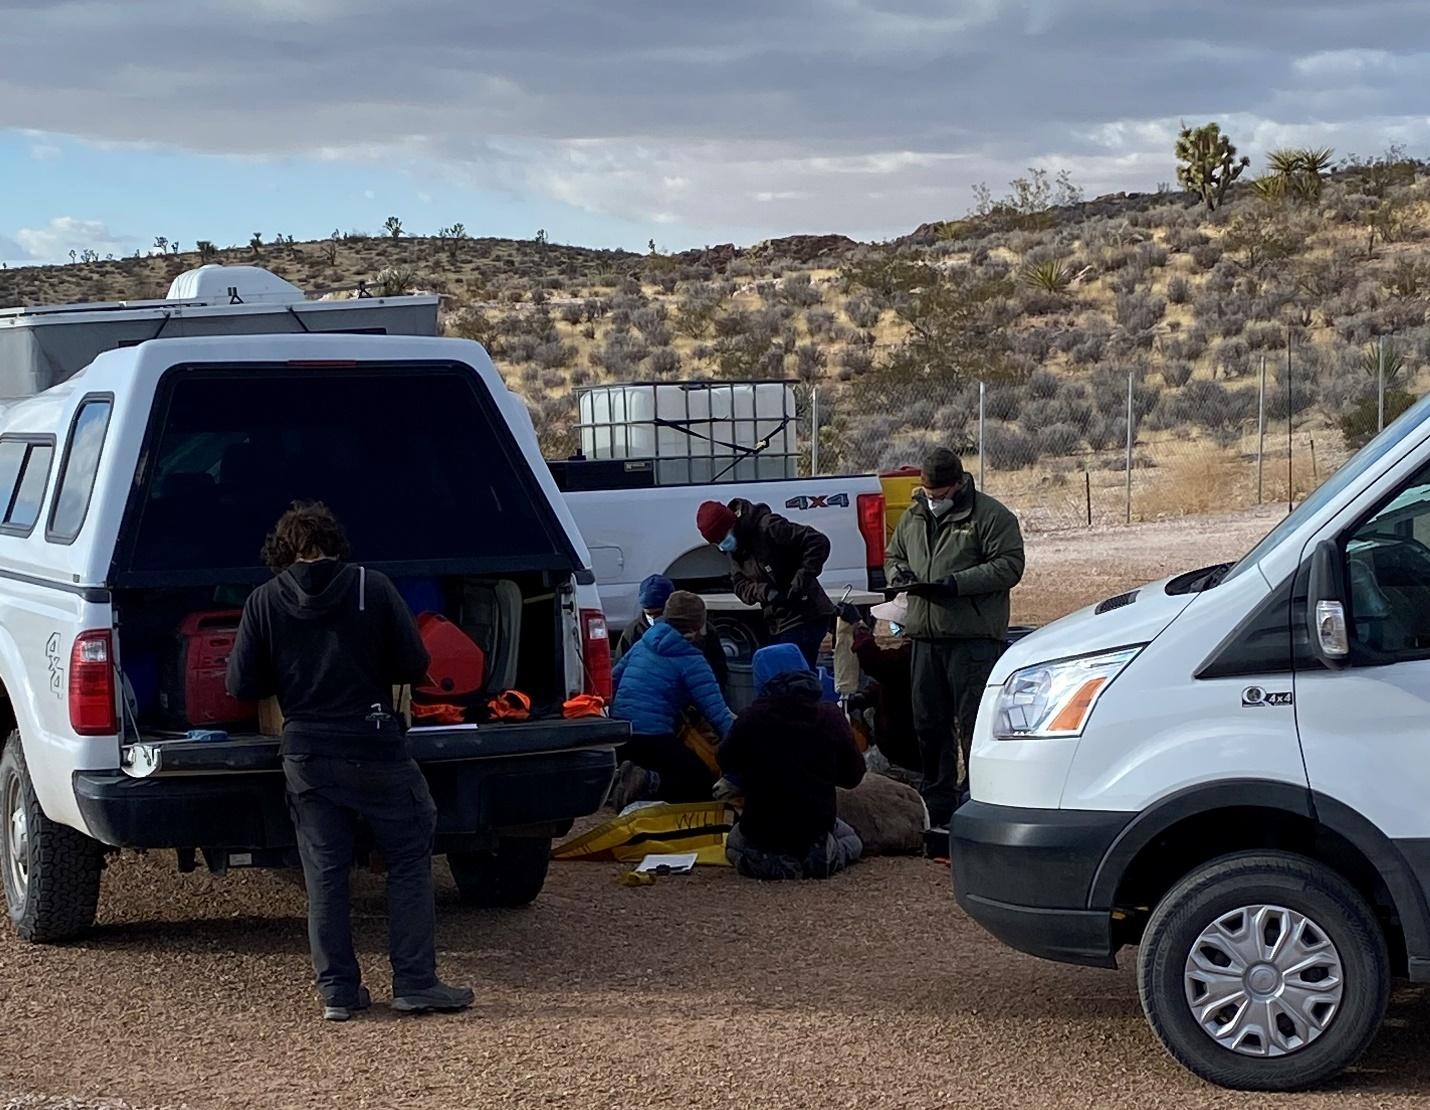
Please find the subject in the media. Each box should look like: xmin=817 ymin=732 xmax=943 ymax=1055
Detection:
xmin=578 ymin=381 xmax=799 ymax=484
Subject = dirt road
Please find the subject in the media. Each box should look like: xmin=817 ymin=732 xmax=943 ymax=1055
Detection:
xmin=15 ymin=506 xmax=1425 ymax=1110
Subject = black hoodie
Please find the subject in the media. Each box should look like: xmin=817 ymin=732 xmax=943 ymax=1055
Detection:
xmin=227 ymin=561 xmax=430 ymax=759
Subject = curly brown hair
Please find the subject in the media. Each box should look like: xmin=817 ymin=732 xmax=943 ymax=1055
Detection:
xmin=261 ymin=501 xmax=352 ymax=572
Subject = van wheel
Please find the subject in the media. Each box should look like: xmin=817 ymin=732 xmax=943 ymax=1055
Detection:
xmin=1138 ymin=851 xmax=1388 ymax=1091
xmin=447 ymin=837 xmax=551 ymax=908
xmin=1 ymin=734 xmax=104 ymax=942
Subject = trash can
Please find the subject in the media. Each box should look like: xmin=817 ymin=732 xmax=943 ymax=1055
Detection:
xmin=726 ymin=662 xmax=756 ymax=714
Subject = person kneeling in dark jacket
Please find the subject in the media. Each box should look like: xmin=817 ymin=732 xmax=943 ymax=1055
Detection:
xmin=718 ymin=644 xmax=866 ymax=880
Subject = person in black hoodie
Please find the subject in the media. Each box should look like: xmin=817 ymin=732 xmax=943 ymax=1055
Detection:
xmin=226 ymin=501 xmax=473 ymax=1022
xmin=718 ymin=643 xmax=866 ymax=880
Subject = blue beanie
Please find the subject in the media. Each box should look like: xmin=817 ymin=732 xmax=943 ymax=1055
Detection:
xmin=753 ymin=643 xmax=810 ymax=694
xmin=638 ymin=574 xmax=676 ymax=611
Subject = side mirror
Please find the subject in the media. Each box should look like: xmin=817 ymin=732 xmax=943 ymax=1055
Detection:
xmin=1307 ymin=540 xmax=1349 ymax=668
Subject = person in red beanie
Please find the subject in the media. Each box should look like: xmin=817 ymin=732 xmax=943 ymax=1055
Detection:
xmin=696 ymin=498 xmax=834 ymax=668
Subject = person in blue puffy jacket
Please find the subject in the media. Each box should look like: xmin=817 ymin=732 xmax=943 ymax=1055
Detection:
xmin=609 ymin=591 xmax=734 ymax=808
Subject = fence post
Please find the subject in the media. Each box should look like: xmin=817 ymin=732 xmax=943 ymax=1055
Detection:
xmin=1378 ymin=335 xmax=1386 ymax=433
xmin=810 ymin=385 xmax=820 ymax=476
xmin=978 ymin=381 xmax=986 ymax=491
xmin=1124 ymin=369 xmax=1133 ymax=525
xmin=1256 ymin=354 xmax=1267 ymax=504
xmin=1084 ymin=469 xmax=1092 ymax=528
xmin=1287 ymin=327 xmax=1294 ymax=514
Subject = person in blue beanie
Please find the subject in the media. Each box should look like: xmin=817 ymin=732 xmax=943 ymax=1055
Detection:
xmin=616 ymin=574 xmax=729 ymax=693
xmin=718 ymin=644 xmax=865 ymax=880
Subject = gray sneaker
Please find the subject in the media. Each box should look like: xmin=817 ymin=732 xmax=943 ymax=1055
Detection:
xmin=608 ymin=761 xmax=655 ymax=811
xmin=323 ymin=985 xmax=372 ymax=1022
xmin=392 ymin=981 xmax=475 ymax=1014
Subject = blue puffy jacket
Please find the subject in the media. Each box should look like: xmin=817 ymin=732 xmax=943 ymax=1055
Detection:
xmin=612 ymin=620 xmax=735 ymax=739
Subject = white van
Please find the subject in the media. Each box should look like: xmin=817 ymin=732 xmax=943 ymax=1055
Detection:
xmin=953 ymin=393 xmax=1430 ymax=1090
xmin=0 ymin=333 xmax=624 ymax=943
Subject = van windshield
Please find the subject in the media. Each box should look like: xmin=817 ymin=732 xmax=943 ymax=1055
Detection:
xmin=111 ymin=363 xmax=580 ymax=587
xmin=1222 ymin=390 xmax=1430 ymax=584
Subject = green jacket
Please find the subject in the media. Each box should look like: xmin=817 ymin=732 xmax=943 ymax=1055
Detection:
xmin=885 ymin=483 xmax=1025 ymax=642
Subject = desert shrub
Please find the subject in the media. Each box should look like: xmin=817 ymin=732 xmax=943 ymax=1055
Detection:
xmin=569 ymin=365 xmax=594 ymax=387
xmin=1038 ymin=422 xmax=1084 ymax=456
xmin=805 ymin=307 xmax=837 ymax=338
xmin=1215 ymin=337 xmax=1252 ymax=378
xmin=539 ymin=368 xmax=566 ymax=390
xmin=1190 ymin=241 xmax=1223 ymax=271
xmin=984 ymin=384 xmax=1022 ymax=422
xmin=1165 ymin=227 xmax=1210 ymax=254
xmin=645 ymin=346 xmax=680 ymax=377
xmin=1132 ymin=241 xmax=1170 ymax=272
xmin=1244 ymin=322 xmax=1284 ymax=351
xmin=1069 ymin=331 xmax=1109 ymax=366
xmin=794 ymin=343 xmax=827 ymax=381
xmin=517 ymin=363 xmax=542 ymax=390
xmin=533 ymin=340 xmax=576 ymax=370
xmin=1162 ymin=360 xmax=1195 ymax=387
xmin=1116 ymin=292 xmax=1166 ymax=333
xmin=1085 ymin=415 xmax=1128 ymax=451
xmin=1011 ymin=327 xmax=1060 ymax=360
xmin=584 ymin=297 xmax=610 ymax=320
xmin=1204 ymin=260 xmax=1239 ymax=294
xmin=712 ymin=308 xmax=752 ymax=339
xmin=559 ymin=302 xmax=586 ymax=325
xmin=596 ymin=331 xmax=649 ymax=376
xmin=1166 ymin=275 xmax=1192 ymax=305
xmin=504 ymin=334 xmax=540 ymax=364
xmin=1340 ymin=389 xmax=1416 ymax=447
xmin=581 ymin=322 xmax=597 ymax=340
xmin=1168 ymin=379 xmax=1258 ymax=435
xmin=840 ymin=347 xmax=875 ymax=378
xmin=633 ymin=305 xmax=671 ymax=343
xmin=607 ymin=309 xmax=632 ymax=332
xmin=1165 ymin=326 xmax=1208 ymax=362
xmin=846 ymin=295 xmax=881 ymax=329
xmin=1028 ymin=368 xmax=1060 ymax=399
xmin=781 ymin=272 xmax=823 ymax=307
xmin=982 ymin=421 xmax=1040 ymax=469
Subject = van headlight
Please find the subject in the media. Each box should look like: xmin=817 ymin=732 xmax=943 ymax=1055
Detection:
xmin=992 ymin=646 xmax=1142 ymax=739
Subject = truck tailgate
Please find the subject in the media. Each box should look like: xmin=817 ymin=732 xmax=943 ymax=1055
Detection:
xmin=123 ymin=718 xmax=629 ymax=778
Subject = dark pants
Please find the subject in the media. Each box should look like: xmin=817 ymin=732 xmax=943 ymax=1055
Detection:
xmin=283 ymin=754 xmax=440 ymax=1006
xmin=911 ymin=638 xmax=1003 ymax=827
xmin=620 ymin=734 xmax=717 ymax=802
xmin=771 ymin=617 xmax=829 ymax=669
xmin=726 ymin=819 xmax=863 ymax=880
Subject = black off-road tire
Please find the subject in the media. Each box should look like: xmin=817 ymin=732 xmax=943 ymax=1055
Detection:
xmin=447 ymin=837 xmax=551 ymax=908
xmin=1 ymin=734 xmax=104 ymax=942
xmin=1138 ymin=851 xmax=1389 ymax=1091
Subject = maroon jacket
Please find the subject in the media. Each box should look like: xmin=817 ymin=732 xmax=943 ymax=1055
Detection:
xmin=851 ymin=627 xmax=918 ymax=772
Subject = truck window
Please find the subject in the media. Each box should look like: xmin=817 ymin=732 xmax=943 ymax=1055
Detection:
xmin=0 ymin=439 xmax=54 ymax=534
xmin=111 ymin=365 xmax=580 ymax=586
xmin=48 ymin=398 xmax=113 ymax=543
xmin=1346 ymin=460 xmax=1430 ymax=659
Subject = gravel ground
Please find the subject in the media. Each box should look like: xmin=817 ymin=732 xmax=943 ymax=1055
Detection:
xmin=13 ymin=505 xmax=1422 ymax=1110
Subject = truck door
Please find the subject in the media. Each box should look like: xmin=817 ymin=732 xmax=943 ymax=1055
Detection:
xmin=1294 ymin=457 xmax=1430 ymax=841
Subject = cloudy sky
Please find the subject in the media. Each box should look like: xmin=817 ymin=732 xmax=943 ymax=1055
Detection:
xmin=3 ymin=0 xmax=1429 ymax=265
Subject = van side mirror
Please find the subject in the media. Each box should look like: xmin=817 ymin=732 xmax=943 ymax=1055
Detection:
xmin=1307 ymin=540 xmax=1349 ymax=667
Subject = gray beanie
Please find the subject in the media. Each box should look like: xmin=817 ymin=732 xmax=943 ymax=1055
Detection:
xmin=661 ymin=590 xmax=707 ymax=636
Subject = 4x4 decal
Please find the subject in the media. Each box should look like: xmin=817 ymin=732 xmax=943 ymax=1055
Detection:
xmin=46 ymin=632 xmax=63 ymax=698
xmin=784 ymin=493 xmax=850 ymax=511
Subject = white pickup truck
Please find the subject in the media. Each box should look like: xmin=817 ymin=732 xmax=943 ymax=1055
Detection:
xmin=561 ymin=471 xmax=888 ymax=657
xmin=0 ymin=332 xmax=625 ymax=942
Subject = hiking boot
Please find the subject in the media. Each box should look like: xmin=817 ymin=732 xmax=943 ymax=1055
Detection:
xmin=608 ymin=761 xmax=656 ymax=811
xmin=392 ymin=981 xmax=475 ymax=1014
xmin=323 ymin=985 xmax=372 ymax=1022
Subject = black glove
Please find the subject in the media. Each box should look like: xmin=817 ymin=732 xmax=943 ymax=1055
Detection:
xmin=836 ymin=602 xmax=862 ymax=625
xmin=890 ymin=567 xmax=917 ymax=587
xmin=939 ymin=575 xmax=960 ymax=597
xmin=762 ymin=585 xmax=784 ymax=607
xmin=906 ymin=579 xmax=958 ymax=599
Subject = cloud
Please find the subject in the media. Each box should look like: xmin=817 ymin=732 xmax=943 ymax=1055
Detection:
xmin=3 ymin=1 xmax=1430 ymax=238
xmin=11 ymin=217 xmax=132 ymax=263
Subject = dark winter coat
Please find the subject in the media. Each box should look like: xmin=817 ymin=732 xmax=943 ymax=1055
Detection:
xmin=717 ymin=671 xmax=866 ymax=856
xmin=850 ymin=626 xmax=918 ymax=772
xmin=227 ymin=561 xmax=429 ymax=759
xmin=885 ymin=481 xmax=1025 ymax=641
xmin=726 ymin=499 xmax=835 ymax=635
xmin=616 ymin=611 xmax=729 ymax=692
xmin=611 ymin=620 xmax=735 ymax=739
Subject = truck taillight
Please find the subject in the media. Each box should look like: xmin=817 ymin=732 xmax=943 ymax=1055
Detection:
xmin=857 ymin=492 xmax=886 ymax=569
xmin=70 ymin=630 xmax=117 ymax=736
xmin=581 ymin=610 xmax=613 ymax=701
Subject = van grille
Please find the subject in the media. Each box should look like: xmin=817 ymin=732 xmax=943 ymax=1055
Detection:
xmin=1094 ymin=590 xmax=1139 ymax=615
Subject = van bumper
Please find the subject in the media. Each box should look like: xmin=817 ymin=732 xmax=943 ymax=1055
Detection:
xmin=950 ymin=800 xmax=1133 ymax=969
xmin=72 ymin=749 xmax=618 ymax=851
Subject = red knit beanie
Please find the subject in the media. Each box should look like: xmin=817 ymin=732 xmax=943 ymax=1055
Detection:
xmin=696 ymin=500 xmax=738 ymax=544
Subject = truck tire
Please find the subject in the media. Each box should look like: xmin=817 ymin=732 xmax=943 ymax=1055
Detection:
xmin=1137 ymin=851 xmax=1388 ymax=1091
xmin=1 ymin=733 xmax=104 ymax=943
xmin=447 ymin=837 xmax=551 ymax=908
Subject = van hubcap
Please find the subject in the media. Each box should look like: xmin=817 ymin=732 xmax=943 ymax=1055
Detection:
xmin=1184 ymin=904 xmax=1344 ymax=1057
xmin=4 ymin=775 xmax=28 ymax=901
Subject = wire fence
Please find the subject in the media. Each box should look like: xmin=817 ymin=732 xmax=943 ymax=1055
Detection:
xmin=534 ymin=338 xmax=1415 ymax=534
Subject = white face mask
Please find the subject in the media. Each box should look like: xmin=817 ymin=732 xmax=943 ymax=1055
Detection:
xmin=927 ymin=497 xmax=955 ymax=517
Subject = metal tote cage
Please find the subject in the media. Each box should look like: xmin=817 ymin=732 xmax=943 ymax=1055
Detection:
xmin=577 ymin=380 xmax=800 ymax=485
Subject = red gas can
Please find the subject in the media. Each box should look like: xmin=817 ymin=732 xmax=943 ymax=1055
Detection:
xmin=162 ymin=610 xmax=256 ymax=727
xmin=415 ymin=612 xmax=487 ymax=699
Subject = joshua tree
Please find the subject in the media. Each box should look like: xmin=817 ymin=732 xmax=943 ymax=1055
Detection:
xmin=384 ymin=215 xmax=404 ymax=239
xmin=196 ymin=240 xmax=217 ymax=262
xmin=68 ymin=250 xmax=77 ymax=264
xmin=1175 ymin=122 xmax=1250 ymax=211
xmin=249 ymin=232 xmax=263 ymax=255
xmin=153 ymin=236 xmax=168 ymax=254
xmin=534 ymin=228 xmax=548 ymax=246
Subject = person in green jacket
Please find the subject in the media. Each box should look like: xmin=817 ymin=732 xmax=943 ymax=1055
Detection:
xmin=885 ymin=447 xmax=1025 ymax=828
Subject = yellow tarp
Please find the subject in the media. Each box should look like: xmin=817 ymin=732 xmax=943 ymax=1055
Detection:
xmin=553 ymin=801 xmax=734 ymax=867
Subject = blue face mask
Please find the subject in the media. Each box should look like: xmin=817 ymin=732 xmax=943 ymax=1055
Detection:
xmin=889 ymin=622 xmax=904 ymax=638
xmin=717 ymin=532 xmax=738 ymax=554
